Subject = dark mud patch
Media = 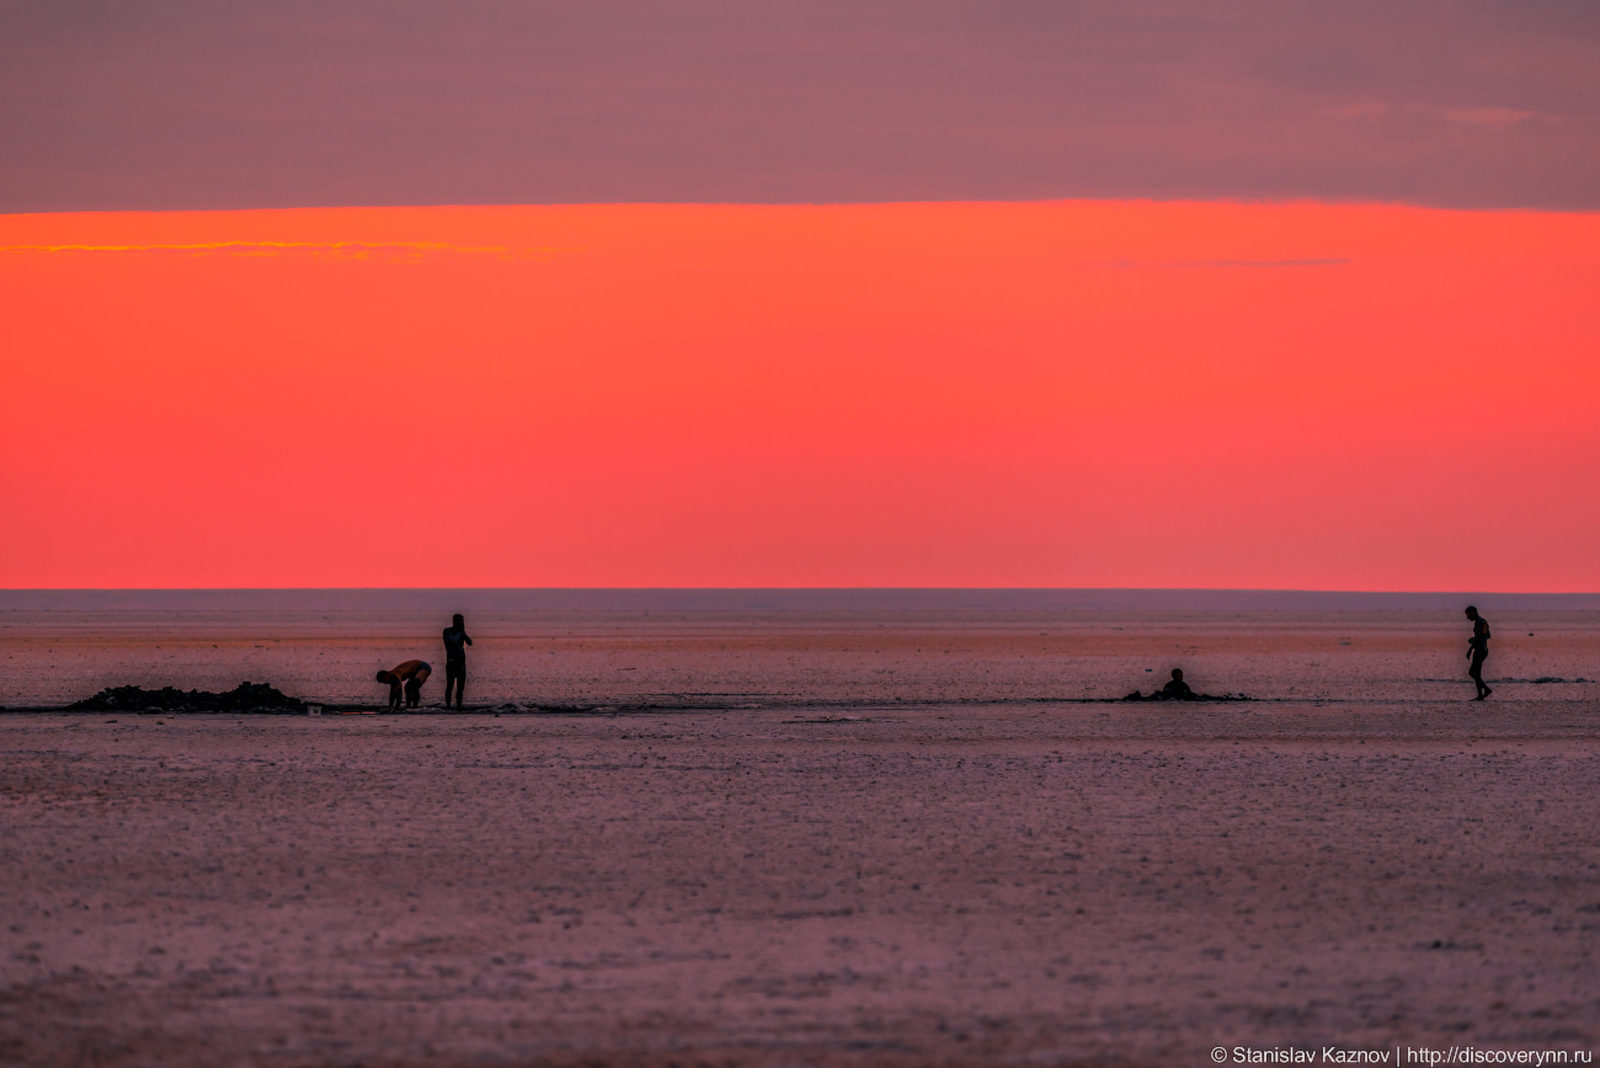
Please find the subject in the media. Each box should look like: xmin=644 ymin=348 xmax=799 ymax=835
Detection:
xmin=66 ymin=682 xmax=304 ymax=713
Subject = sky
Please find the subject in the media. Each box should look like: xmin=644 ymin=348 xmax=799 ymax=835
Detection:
xmin=2 ymin=2 xmax=1597 ymax=589
xmin=3 ymin=1 xmax=1598 ymax=211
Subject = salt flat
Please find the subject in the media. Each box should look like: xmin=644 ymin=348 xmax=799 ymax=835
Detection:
xmin=3 ymin=704 xmax=1597 ymax=1066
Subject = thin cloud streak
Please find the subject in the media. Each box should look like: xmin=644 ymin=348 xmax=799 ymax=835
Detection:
xmin=0 ymin=239 xmax=522 ymax=258
xmin=1107 ymin=258 xmax=1350 ymax=269
xmin=1443 ymin=107 xmax=1547 ymax=127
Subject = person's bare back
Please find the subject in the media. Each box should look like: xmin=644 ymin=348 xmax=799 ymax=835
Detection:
xmin=375 ymin=659 xmax=431 ymax=710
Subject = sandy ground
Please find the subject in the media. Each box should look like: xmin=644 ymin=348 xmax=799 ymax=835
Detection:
xmin=3 ymin=704 xmax=1598 ymax=1066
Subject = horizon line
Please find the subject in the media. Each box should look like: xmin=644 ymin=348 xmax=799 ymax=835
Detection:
xmin=5 ymin=587 xmax=1597 ymax=596
xmin=7 ymin=196 xmax=1599 ymax=220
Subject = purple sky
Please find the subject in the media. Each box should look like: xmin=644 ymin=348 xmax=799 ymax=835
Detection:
xmin=3 ymin=0 xmax=1597 ymax=211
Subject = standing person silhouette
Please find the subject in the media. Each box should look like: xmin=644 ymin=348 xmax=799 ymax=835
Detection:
xmin=443 ymin=613 xmax=472 ymax=710
xmin=1464 ymin=605 xmax=1491 ymax=700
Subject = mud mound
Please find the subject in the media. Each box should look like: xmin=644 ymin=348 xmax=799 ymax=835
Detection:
xmin=68 ymin=682 xmax=304 ymax=713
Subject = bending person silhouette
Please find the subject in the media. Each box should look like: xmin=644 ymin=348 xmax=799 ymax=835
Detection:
xmin=1464 ymin=605 xmax=1491 ymax=700
xmin=376 ymin=659 xmax=431 ymax=710
xmin=443 ymin=613 xmax=472 ymax=709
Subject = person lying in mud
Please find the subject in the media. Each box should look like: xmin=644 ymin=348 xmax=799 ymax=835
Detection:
xmin=376 ymin=660 xmax=431 ymax=710
xmin=1123 ymin=668 xmax=1247 ymax=702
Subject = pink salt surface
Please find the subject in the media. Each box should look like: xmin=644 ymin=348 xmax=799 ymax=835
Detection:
xmin=2 ymin=704 xmax=1598 ymax=1066
xmin=5 ymin=603 xmax=1597 ymax=709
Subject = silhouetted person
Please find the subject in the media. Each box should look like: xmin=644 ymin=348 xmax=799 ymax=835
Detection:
xmin=376 ymin=659 xmax=431 ymax=710
xmin=1125 ymin=668 xmax=1246 ymax=702
xmin=1464 ymin=605 xmax=1491 ymax=700
xmin=443 ymin=613 xmax=472 ymax=709
xmin=1160 ymin=668 xmax=1195 ymax=700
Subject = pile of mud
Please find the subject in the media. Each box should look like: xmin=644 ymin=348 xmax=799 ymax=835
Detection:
xmin=68 ymin=682 xmax=305 ymax=713
xmin=1122 ymin=690 xmax=1253 ymax=702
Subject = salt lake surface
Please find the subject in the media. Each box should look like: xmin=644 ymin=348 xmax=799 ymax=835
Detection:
xmin=2 ymin=589 xmax=1598 ymax=709
xmin=3 ymin=591 xmax=1598 ymax=1064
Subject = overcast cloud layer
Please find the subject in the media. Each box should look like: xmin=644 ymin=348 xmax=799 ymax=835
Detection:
xmin=3 ymin=0 xmax=1597 ymax=211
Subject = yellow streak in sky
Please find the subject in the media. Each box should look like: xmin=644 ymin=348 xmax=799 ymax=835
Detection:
xmin=0 ymin=239 xmax=523 ymax=257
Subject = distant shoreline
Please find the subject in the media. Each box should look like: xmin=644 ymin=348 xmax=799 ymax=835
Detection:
xmin=5 ymin=588 xmax=1600 ymax=613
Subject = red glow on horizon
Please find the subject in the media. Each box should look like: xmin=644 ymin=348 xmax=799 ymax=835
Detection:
xmin=2 ymin=201 xmax=1596 ymax=589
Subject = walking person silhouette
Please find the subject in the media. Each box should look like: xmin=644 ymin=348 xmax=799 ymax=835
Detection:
xmin=1464 ymin=605 xmax=1491 ymax=700
xmin=443 ymin=613 xmax=472 ymax=710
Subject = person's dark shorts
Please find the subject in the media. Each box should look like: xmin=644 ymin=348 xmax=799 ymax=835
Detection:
xmin=1469 ymin=649 xmax=1488 ymax=674
xmin=446 ymin=659 xmax=466 ymax=680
